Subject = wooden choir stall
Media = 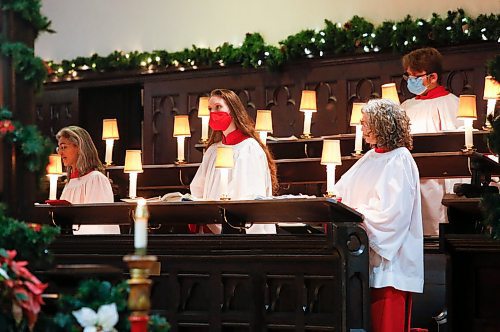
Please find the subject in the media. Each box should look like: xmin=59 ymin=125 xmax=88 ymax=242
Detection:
xmin=28 ymin=42 xmax=500 ymax=331
xmin=35 ymin=198 xmax=369 ymax=332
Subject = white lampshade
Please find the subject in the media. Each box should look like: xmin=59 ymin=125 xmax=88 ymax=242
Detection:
xmin=255 ymin=110 xmax=273 ymax=132
xmin=350 ymin=103 xmax=365 ymax=126
xmin=381 ymin=83 xmax=400 ymax=104
xmin=124 ymin=150 xmax=144 ymax=173
xmin=173 ymin=115 xmax=191 ymax=137
xmin=198 ymin=96 xmax=210 ymax=117
xmin=457 ymin=95 xmax=477 ymax=119
xmin=321 ymin=140 xmax=342 ymax=165
xmin=299 ymin=90 xmax=317 ymax=112
xmin=483 ymin=76 xmax=500 ymax=100
xmin=46 ymin=154 xmax=63 ymax=175
xmin=215 ymin=146 xmax=234 ymax=168
xmin=102 ymin=119 xmax=119 ymax=140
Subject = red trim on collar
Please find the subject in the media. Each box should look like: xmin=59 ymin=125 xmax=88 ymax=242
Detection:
xmin=70 ymin=169 xmax=91 ymax=179
xmin=222 ymin=129 xmax=250 ymax=145
xmin=374 ymin=147 xmax=390 ymax=153
xmin=415 ymin=86 xmax=450 ymax=100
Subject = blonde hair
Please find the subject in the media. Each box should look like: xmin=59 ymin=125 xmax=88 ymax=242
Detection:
xmin=362 ymin=99 xmax=413 ymax=150
xmin=207 ymin=89 xmax=279 ymax=194
xmin=56 ymin=126 xmax=105 ymax=178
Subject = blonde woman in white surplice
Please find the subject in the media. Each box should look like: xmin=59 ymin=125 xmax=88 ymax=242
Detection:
xmin=57 ymin=126 xmax=120 ymax=235
xmin=190 ymin=89 xmax=278 ymax=234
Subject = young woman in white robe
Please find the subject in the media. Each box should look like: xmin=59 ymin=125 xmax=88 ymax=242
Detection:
xmin=401 ymin=47 xmax=462 ymax=236
xmin=57 ymin=126 xmax=120 ymax=235
xmin=334 ymin=99 xmax=423 ymax=332
xmin=190 ymin=89 xmax=278 ymax=234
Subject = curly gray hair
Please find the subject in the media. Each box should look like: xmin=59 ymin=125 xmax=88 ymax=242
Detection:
xmin=362 ymin=99 xmax=413 ymax=150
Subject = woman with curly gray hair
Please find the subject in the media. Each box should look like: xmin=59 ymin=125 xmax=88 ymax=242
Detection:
xmin=56 ymin=126 xmax=119 ymax=235
xmin=334 ymin=99 xmax=423 ymax=332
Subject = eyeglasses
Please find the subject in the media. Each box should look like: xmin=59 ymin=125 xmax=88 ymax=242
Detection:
xmin=402 ymin=72 xmax=433 ymax=81
xmin=56 ymin=144 xmax=74 ymax=153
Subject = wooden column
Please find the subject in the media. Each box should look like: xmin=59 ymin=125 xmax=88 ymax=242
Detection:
xmin=0 ymin=5 xmax=38 ymax=220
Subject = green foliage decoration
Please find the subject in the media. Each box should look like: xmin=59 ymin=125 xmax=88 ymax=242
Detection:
xmin=45 ymin=9 xmax=499 ymax=79
xmin=0 ymin=108 xmax=54 ymax=176
xmin=0 ymin=0 xmax=53 ymax=35
xmin=0 ymin=204 xmax=60 ymax=269
xmin=0 ymin=40 xmax=48 ymax=92
xmin=48 ymin=280 xmax=170 ymax=332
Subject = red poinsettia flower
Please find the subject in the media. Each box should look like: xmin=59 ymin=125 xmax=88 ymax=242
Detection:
xmin=0 ymin=249 xmax=48 ymax=330
xmin=0 ymin=120 xmax=15 ymax=135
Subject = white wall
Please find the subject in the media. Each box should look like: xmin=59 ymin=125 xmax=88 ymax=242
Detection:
xmin=35 ymin=0 xmax=499 ymax=61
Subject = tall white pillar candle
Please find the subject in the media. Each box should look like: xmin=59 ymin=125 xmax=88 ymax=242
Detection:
xmin=259 ymin=131 xmax=268 ymax=146
xmin=219 ymin=168 xmax=229 ymax=200
xmin=48 ymin=174 xmax=59 ymax=200
xmin=464 ymin=118 xmax=474 ymax=149
xmin=326 ymin=164 xmax=336 ymax=195
xmin=134 ymin=199 xmax=148 ymax=253
xmin=354 ymin=124 xmax=363 ymax=154
xmin=303 ymin=110 xmax=313 ymax=136
xmin=177 ymin=136 xmax=185 ymax=162
xmin=105 ymin=139 xmax=114 ymax=165
xmin=201 ymin=116 xmax=209 ymax=142
xmin=129 ymin=172 xmax=138 ymax=199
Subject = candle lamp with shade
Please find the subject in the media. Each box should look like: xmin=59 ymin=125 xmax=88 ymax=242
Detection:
xmin=46 ymin=154 xmax=63 ymax=200
xmin=299 ymin=90 xmax=317 ymax=138
xmin=124 ymin=150 xmax=143 ymax=199
xmin=215 ymin=146 xmax=234 ymax=200
xmin=457 ymin=95 xmax=477 ymax=151
xmin=255 ymin=110 xmax=273 ymax=145
xmin=483 ymin=76 xmax=500 ymax=129
xmin=198 ymin=96 xmax=210 ymax=143
xmin=173 ymin=115 xmax=191 ymax=163
xmin=381 ymin=83 xmax=400 ymax=104
xmin=350 ymin=102 xmax=366 ymax=156
xmin=102 ymin=119 xmax=119 ymax=166
xmin=321 ymin=140 xmax=342 ymax=197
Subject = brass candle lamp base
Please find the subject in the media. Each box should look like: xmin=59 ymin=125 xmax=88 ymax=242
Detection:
xmin=323 ymin=192 xmax=336 ymax=198
xmin=300 ymin=134 xmax=313 ymax=139
xmin=123 ymin=254 xmax=158 ymax=332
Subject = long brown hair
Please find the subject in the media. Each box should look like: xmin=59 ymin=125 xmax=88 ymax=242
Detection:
xmin=56 ymin=126 xmax=106 ymax=178
xmin=206 ymin=89 xmax=279 ymax=193
xmin=362 ymin=99 xmax=413 ymax=150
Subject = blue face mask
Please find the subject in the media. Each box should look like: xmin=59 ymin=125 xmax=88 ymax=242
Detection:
xmin=407 ymin=76 xmax=427 ymax=95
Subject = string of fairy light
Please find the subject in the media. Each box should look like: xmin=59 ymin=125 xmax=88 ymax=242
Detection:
xmin=44 ymin=9 xmax=499 ymax=80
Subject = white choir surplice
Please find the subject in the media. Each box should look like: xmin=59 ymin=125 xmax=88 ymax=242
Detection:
xmin=190 ymin=138 xmax=275 ymax=234
xmin=60 ymin=170 xmax=120 ymax=235
xmin=402 ymin=93 xmax=464 ymax=235
xmin=334 ymin=148 xmax=424 ymax=293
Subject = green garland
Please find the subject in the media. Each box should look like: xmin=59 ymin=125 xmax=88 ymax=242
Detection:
xmin=47 ymin=280 xmax=170 ymax=332
xmin=0 ymin=39 xmax=47 ymax=91
xmin=0 ymin=204 xmax=60 ymax=269
xmin=0 ymin=0 xmax=53 ymax=36
xmin=46 ymin=9 xmax=499 ymax=78
xmin=0 ymin=108 xmax=54 ymax=176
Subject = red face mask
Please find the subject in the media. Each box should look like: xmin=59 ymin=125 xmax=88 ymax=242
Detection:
xmin=209 ymin=112 xmax=232 ymax=131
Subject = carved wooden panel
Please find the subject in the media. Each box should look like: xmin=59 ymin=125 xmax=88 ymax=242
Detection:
xmin=35 ymin=89 xmax=78 ymax=140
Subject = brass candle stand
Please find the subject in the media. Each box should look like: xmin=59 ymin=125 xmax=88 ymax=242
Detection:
xmin=123 ymin=254 xmax=157 ymax=332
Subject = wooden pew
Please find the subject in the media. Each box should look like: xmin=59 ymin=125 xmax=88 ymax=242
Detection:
xmin=35 ymin=198 xmax=370 ymax=332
